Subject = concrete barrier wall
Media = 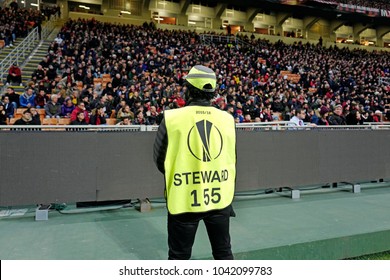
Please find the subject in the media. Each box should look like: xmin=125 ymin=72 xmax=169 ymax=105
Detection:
xmin=0 ymin=130 xmax=389 ymax=206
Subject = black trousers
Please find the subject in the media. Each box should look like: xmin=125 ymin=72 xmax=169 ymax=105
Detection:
xmin=167 ymin=205 xmax=234 ymax=260
xmin=7 ymin=74 xmax=21 ymax=84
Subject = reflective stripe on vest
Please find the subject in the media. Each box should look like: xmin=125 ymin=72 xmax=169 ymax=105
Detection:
xmin=164 ymin=106 xmax=236 ymax=215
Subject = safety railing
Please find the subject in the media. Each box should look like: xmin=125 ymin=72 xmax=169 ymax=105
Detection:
xmin=0 ymin=123 xmax=389 ymax=132
xmin=199 ymin=34 xmax=234 ymax=45
xmin=41 ymin=14 xmax=58 ymax=40
xmin=236 ymin=122 xmax=390 ymax=131
xmin=0 ymin=125 xmax=156 ymax=132
xmin=0 ymin=14 xmax=57 ymax=85
xmin=199 ymin=34 xmax=257 ymax=51
xmin=0 ymin=28 xmax=39 ymax=83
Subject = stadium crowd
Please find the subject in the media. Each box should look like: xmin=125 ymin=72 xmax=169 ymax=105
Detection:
xmin=337 ymin=0 xmax=390 ymax=10
xmin=0 ymin=5 xmax=44 ymax=48
xmin=304 ymin=0 xmax=390 ymax=11
xmin=1 ymin=18 xmax=389 ymax=126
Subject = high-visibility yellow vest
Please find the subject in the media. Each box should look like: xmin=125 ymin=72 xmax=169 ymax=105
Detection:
xmin=164 ymin=105 xmax=236 ymax=215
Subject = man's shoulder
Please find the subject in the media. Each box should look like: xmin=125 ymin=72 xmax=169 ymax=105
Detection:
xmin=14 ymin=119 xmax=26 ymax=125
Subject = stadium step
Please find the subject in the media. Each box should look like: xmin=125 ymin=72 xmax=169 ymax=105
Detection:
xmin=4 ymin=85 xmax=25 ymax=94
xmin=0 ymin=38 xmax=24 ymax=60
xmin=19 ymin=26 xmax=61 ymax=83
xmin=1 ymin=27 xmax=59 ymax=88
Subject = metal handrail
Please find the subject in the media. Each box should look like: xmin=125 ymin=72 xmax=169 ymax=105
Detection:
xmin=236 ymin=122 xmax=390 ymax=130
xmin=199 ymin=34 xmax=258 ymax=51
xmin=0 ymin=14 xmax=57 ymax=85
xmin=41 ymin=14 xmax=57 ymax=40
xmin=1 ymin=0 xmax=12 ymax=8
xmin=0 ymin=124 xmax=156 ymax=131
xmin=0 ymin=123 xmax=389 ymax=132
xmin=0 ymin=28 xmax=39 ymax=83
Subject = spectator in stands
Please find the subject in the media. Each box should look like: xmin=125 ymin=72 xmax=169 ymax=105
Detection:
xmin=289 ymin=108 xmax=306 ymax=127
xmin=80 ymin=94 xmax=92 ymax=112
xmin=116 ymin=116 xmax=131 ymax=126
xmin=83 ymin=71 xmax=94 ymax=87
xmin=19 ymin=88 xmax=35 ymax=108
xmin=18 ymin=18 xmax=390 ymax=125
xmin=31 ymin=65 xmax=45 ymax=82
xmin=10 ymin=0 xmax=19 ymax=11
xmin=0 ymin=103 xmax=7 ymax=125
xmin=271 ymin=96 xmax=284 ymax=113
xmin=69 ymin=89 xmax=80 ymax=106
xmin=111 ymin=73 xmax=121 ymax=89
xmin=90 ymin=105 xmax=107 ymax=125
xmin=4 ymin=87 xmax=19 ymax=108
xmin=235 ymin=109 xmax=244 ymax=123
xmin=115 ymin=99 xmax=127 ymax=116
xmin=309 ymin=109 xmax=319 ymax=124
xmin=90 ymin=93 xmax=107 ymax=111
xmin=346 ymin=110 xmax=364 ymax=125
xmin=373 ymin=110 xmax=382 ymax=122
xmin=61 ymin=97 xmax=75 ymax=118
xmin=49 ymin=65 xmax=59 ymax=82
xmin=317 ymin=107 xmax=330 ymax=126
xmin=227 ymin=24 xmax=231 ymax=36
xmin=6 ymin=63 xmax=22 ymax=86
xmin=243 ymin=114 xmax=252 ymax=123
xmin=14 ymin=109 xmax=33 ymax=125
xmin=34 ymin=16 xmax=43 ymax=38
xmin=1 ymin=96 xmax=15 ymax=119
xmin=102 ymin=82 xmax=114 ymax=96
xmin=70 ymin=111 xmax=87 ymax=125
xmin=44 ymin=94 xmax=61 ymax=118
xmin=328 ymin=105 xmax=347 ymax=125
xmin=39 ymin=57 xmax=50 ymax=69
xmin=105 ymin=93 xmax=116 ymax=118
xmin=133 ymin=110 xmax=149 ymax=125
xmin=35 ymin=89 xmax=48 ymax=108
xmin=80 ymin=86 xmax=93 ymax=102
xmin=146 ymin=105 xmax=158 ymax=125
xmin=70 ymin=102 xmax=90 ymax=124
xmin=29 ymin=107 xmax=41 ymax=125
xmin=0 ymin=25 xmax=14 ymax=48
xmin=116 ymin=104 xmax=134 ymax=122
xmin=260 ymin=107 xmax=273 ymax=122
xmin=54 ymin=34 xmax=63 ymax=45
xmin=361 ymin=110 xmax=370 ymax=123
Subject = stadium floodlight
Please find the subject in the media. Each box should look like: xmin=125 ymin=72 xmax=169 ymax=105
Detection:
xmin=79 ymin=5 xmax=90 ymax=10
xmin=31 ymin=3 xmax=38 ymax=6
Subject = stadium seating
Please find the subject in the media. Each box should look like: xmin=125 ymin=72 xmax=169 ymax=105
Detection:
xmin=105 ymin=119 xmax=117 ymax=125
xmin=58 ymin=118 xmax=71 ymax=125
xmin=42 ymin=118 xmax=58 ymax=125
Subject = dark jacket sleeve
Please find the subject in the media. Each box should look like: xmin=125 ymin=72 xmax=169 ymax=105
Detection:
xmin=153 ymin=118 xmax=168 ymax=174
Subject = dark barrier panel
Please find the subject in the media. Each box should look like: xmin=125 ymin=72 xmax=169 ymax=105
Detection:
xmin=0 ymin=130 xmax=389 ymax=206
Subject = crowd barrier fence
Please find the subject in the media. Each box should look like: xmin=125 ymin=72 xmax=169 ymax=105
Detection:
xmin=0 ymin=124 xmax=389 ymax=206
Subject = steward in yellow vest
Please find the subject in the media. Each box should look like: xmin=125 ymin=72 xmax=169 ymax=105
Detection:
xmin=154 ymin=65 xmax=236 ymax=260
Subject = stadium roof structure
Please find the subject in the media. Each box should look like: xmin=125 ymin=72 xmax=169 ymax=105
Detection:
xmin=177 ymin=0 xmax=390 ymax=27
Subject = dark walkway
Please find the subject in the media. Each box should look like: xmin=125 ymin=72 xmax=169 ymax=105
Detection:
xmin=1 ymin=182 xmax=390 ymax=260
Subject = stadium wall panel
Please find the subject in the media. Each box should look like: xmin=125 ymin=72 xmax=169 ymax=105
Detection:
xmin=0 ymin=130 xmax=389 ymax=206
